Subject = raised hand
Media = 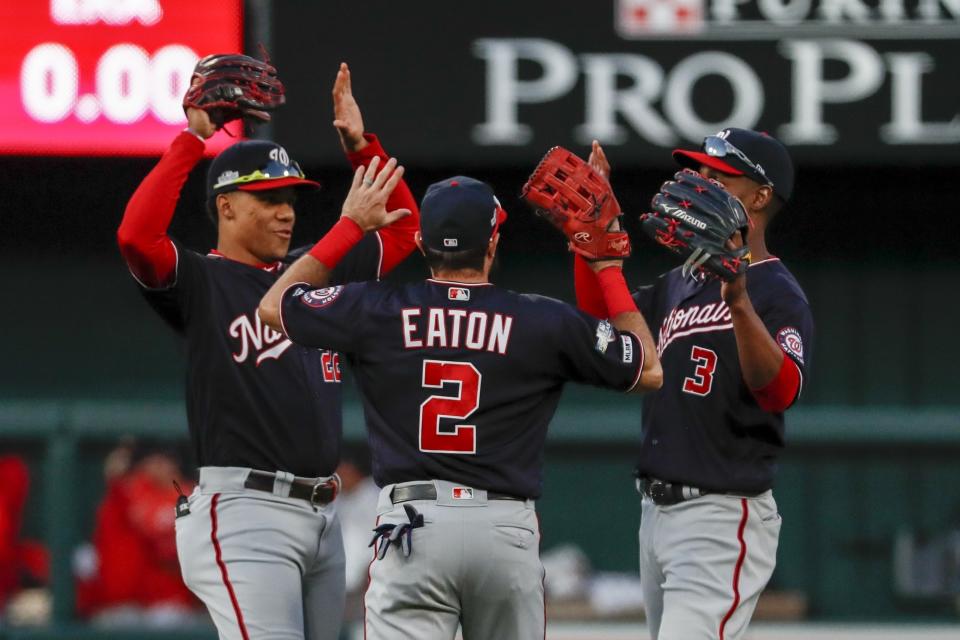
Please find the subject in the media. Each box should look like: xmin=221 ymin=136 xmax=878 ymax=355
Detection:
xmin=341 ymin=156 xmax=411 ymax=232
xmin=185 ymin=76 xmax=217 ymax=139
xmin=588 ymin=140 xmax=611 ymax=181
xmin=332 ymin=62 xmax=368 ymax=153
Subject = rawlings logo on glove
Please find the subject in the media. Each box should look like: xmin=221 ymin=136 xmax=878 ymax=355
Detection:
xmin=521 ymin=147 xmax=631 ymax=261
xmin=640 ymin=169 xmax=750 ymax=282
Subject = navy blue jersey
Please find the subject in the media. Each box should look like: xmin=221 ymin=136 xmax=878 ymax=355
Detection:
xmin=280 ymin=279 xmax=643 ymax=499
xmin=140 ymin=235 xmax=383 ymax=476
xmin=634 ymin=258 xmax=814 ymax=493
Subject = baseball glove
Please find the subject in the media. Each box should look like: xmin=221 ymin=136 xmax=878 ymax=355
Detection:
xmin=640 ymin=169 xmax=750 ymax=281
xmin=521 ymin=146 xmax=630 ymax=261
xmin=182 ymin=53 xmax=285 ymax=129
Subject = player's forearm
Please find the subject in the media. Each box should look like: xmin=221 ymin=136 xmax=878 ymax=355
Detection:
xmin=610 ymin=311 xmax=662 ymax=392
xmin=573 ymin=255 xmax=610 ymax=319
xmin=728 ymin=298 xmax=784 ymax=389
xmin=117 ymin=131 xmax=205 ymax=287
xmin=260 ymin=215 xmax=368 ymax=330
xmin=260 ymin=253 xmax=332 ymax=331
xmin=348 ymin=134 xmax=420 ymax=275
xmin=595 ymin=267 xmax=662 ymax=391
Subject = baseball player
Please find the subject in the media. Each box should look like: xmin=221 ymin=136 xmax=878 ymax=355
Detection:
xmin=116 ymin=62 xmax=419 ymax=640
xmin=258 ymin=174 xmax=663 ymax=639
xmin=577 ymin=129 xmax=813 ymax=640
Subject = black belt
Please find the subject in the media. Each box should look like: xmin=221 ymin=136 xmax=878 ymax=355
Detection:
xmin=244 ymin=470 xmax=339 ymax=506
xmin=637 ymin=476 xmax=762 ymax=506
xmin=391 ymin=484 xmax=525 ymax=504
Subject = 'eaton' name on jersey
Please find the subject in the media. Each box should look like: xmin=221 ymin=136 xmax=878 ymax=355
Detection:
xmin=401 ymin=308 xmax=513 ymax=354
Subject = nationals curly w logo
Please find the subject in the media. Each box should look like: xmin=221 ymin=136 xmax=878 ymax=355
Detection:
xmin=229 ymin=312 xmax=292 ymax=366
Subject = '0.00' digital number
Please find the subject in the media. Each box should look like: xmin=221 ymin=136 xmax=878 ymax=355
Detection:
xmin=20 ymin=43 xmax=198 ymax=125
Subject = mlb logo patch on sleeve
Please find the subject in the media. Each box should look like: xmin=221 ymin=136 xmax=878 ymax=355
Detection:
xmin=452 ymin=487 xmax=474 ymax=500
xmin=777 ymin=327 xmax=804 ymax=365
xmin=448 ymin=287 xmax=470 ymax=301
xmin=301 ymin=286 xmax=344 ymax=308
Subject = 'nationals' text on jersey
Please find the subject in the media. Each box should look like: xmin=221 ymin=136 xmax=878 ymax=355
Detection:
xmin=280 ymin=279 xmax=644 ymax=498
xmin=634 ymin=258 xmax=814 ymax=493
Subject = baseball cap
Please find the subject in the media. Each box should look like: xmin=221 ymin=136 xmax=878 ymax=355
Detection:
xmin=673 ymin=128 xmax=795 ymax=201
xmin=419 ymin=176 xmax=507 ymax=252
xmin=207 ymin=140 xmax=320 ymax=199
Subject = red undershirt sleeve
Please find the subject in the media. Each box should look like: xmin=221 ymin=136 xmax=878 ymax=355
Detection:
xmin=749 ymin=352 xmax=802 ymax=413
xmin=573 ymin=254 xmax=610 ymax=319
xmin=117 ymin=131 xmax=205 ymax=288
xmin=345 ymin=133 xmax=420 ymax=277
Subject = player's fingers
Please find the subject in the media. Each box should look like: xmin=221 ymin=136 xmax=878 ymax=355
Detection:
xmin=382 ymin=208 xmax=413 ymax=228
xmin=372 ymin=157 xmax=398 ymax=190
xmin=384 ymin=165 xmax=406 ymax=193
xmin=350 ymin=165 xmax=365 ymax=191
xmin=342 ymin=62 xmax=352 ymax=94
xmin=362 ymin=156 xmax=382 ymax=185
xmin=332 ymin=66 xmax=346 ymax=98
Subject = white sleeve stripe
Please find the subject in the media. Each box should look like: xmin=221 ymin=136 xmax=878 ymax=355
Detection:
xmin=127 ymin=241 xmax=180 ymax=291
xmin=625 ymin=330 xmax=645 ymax=393
xmin=277 ymin=282 xmax=311 ymax=339
xmin=374 ymin=230 xmax=384 ymax=281
xmin=789 ymin=355 xmax=803 ymax=402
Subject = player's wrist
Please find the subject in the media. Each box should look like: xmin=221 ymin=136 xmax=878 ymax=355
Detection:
xmin=725 ymin=290 xmax=754 ymax=314
xmin=308 ymin=217 xmax=365 ymax=268
xmin=587 ymin=259 xmax=623 ymax=274
xmin=596 ymin=266 xmax=638 ymax=317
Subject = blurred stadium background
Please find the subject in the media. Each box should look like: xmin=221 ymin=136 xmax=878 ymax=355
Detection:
xmin=1 ymin=0 xmax=959 ymax=638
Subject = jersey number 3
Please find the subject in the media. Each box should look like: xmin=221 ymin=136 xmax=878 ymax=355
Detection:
xmin=682 ymin=346 xmax=717 ymax=396
xmin=419 ymin=360 xmax=481 ymax=454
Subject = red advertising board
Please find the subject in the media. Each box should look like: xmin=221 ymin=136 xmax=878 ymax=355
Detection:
xmin=0 ymin=1 xmax=243 ymax=156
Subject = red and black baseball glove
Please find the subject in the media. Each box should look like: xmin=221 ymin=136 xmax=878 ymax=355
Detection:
xmin=521 ymin=147 xmax=630 ymax=261
xmin=182 ymin=53 xmax=285 ymax=129
xmin=640 ymin=169 xmax=750 ymax=281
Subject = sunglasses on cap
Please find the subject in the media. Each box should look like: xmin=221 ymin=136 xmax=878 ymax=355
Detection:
xmin=702 ymin=136 xmax=774 ymax=188
xmin=213 ymin=159 xmax=307 ymax=191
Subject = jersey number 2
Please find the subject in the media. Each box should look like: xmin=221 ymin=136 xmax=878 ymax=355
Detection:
xmin=419 ymin=360 xmax=481 ymax=454
xmin=682 ymin=346 xmax=717 ymax=396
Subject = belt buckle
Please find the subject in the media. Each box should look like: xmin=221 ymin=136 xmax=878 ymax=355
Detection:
xmin=310 ymin=481 xmax=327 ymax=506
xmin=649 ymin=480 xmax=671 ymax=505
xmin=310 ymin=477 xmax=339 ymax=506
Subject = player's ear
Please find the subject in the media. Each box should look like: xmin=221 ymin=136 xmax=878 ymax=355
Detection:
xmin=751 ymin=185 xmax=774 ymax=212
xmin=414 ymin=231 xmax=426 ymax=256
xmin=487 ymin=233 xmax=500 ymax=260
xmin=217 ymin=193 xmax=235 ymax=222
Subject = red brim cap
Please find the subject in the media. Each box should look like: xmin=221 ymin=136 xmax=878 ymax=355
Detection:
xmin=237 ymin=177 xmax=321 ymax=192
xmin=672 ymin=150 xmax=744 ymax=176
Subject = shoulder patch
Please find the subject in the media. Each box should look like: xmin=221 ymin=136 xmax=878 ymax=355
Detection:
xmin=301 ymin=285 xmax=344 ymax=308
xmin=595 ymin=320 xmax=615 ymax=353
xmin=777 ymin=327 xmax=804 ymax=365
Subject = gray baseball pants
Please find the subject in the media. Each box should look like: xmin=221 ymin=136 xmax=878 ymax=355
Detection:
xmin=639 ymin=490 xmax=781 ymax=640
xmin=364 ymin=479 xmax=545 ymax=640
xmin=175 ymin=467 xmax=346 ymax=640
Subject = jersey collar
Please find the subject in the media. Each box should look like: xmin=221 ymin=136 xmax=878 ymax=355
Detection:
xmin=426 ymin=278 xmax=493 ymax=287
xmin=749 ymin=256 xmax=780 ymax=268
xmin=208 ymin=249 xmax=283 ymax=273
